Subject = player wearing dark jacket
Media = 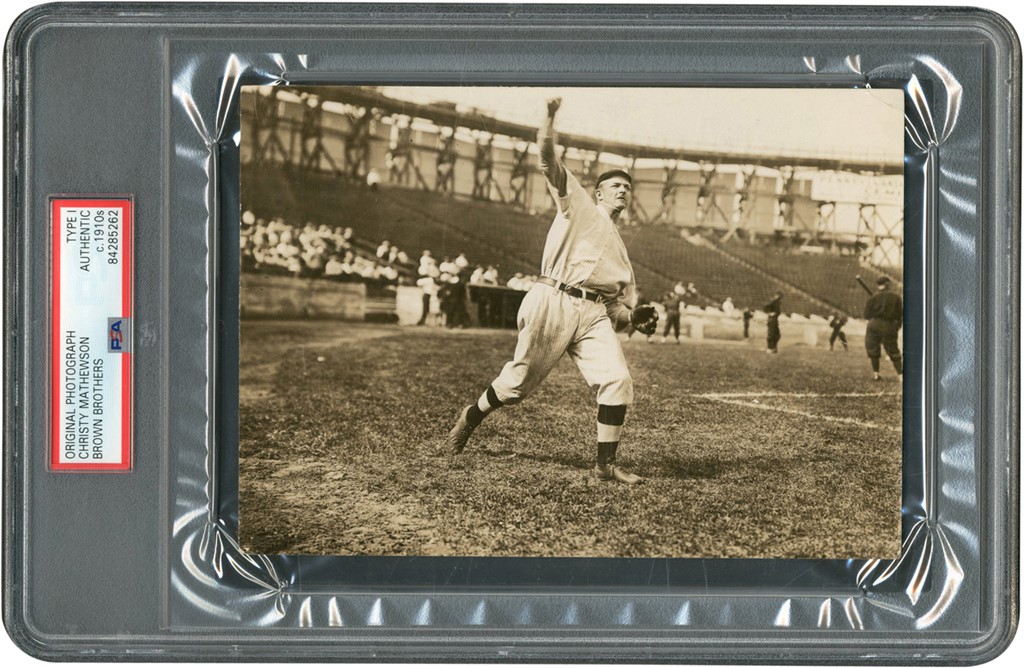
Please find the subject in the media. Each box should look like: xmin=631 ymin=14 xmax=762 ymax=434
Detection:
xmin=863 ymin=276 xmax=903 ymax=380
xmin=661 ymin=292 xmax=683 ymax=343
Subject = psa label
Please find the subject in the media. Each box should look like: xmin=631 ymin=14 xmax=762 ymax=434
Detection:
xmin=51 ymin=197 xmax=134 ymax=472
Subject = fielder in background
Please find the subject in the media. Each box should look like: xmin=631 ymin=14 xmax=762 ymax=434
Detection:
xmin=446 ymin=97 xmax=658 ymax=485
xmin=828 ymin=313 xmax=849 ymax=351
xmin=742 ymin=307 xmax=754 ymax=338
xmin=864 ymin=276 xmax=903 ymax=380
xmin=764 ymin=292 xmax=783 ymax=353
xmin=661 ymin=291 xmax=683 ymax=344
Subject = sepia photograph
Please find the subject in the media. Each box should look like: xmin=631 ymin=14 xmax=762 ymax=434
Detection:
xmin=236 ymin=85 xmax=905 ymax=559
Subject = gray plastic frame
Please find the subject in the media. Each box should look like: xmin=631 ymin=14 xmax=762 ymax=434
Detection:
xmin=3 ymin=3 xmax=1020 ymax=663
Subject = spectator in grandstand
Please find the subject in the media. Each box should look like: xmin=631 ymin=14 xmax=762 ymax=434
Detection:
xmin=469 ymin=266 xmax=486 ymax=285
xmin=286 ymin=256 xmax=303 ymax=278
xmin=829 ymin=313 xmax=849 ymax=352
xmin=276 ymin=230 xmax=301 ymax=260
xmin=366 ymin=168 xmax=381 ymax=191
xmin=324 ymin=254 xmax=345 ymax=277
xmin=417 ymin=274 xmax=438 ymax=326
xmin=661 ymin=291 xmax=683 ymax=344
xmin=302 ymin=246 xmax=326 ymax=276
xmin=507 ymin=273 xmax=526 ymax=291
xmin=298 ymin=222 xmax=316 ymax=248
xmin=419 ymin=250 xmax=438 ymax=277
xmin=455 ymin=252 xmax=470 ymax=270
xmin=673 ymin=281 xmax=686 ymax=296
xmin=764 ymin=292 xmax=783 ymax=353
xmin=721 ymin=297 xmax=735 ymax=315
xmin=355 ymin=257 xmax=377 ymax=281
xmin=742 ymin=307 xmax=754 ymax=338
xmin=864 ymin=276 xmax=903 ymax=380
xmin=482 ymin=265 xmax=500 ymax=285
xmin=440 ymin=255 xmax=459 ymax=276
xmin=376 ymin=240 xmax=391 ymax=260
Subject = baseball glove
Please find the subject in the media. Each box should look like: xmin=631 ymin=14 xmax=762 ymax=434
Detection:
xmin=630 ymin=305 xmax=659 ymax=336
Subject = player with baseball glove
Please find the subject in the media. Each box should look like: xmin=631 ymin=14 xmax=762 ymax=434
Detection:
xmin=446 ymin=96 xmax=655 ymax=484
xmin=630 ymin=304 xmax=659 ymax=336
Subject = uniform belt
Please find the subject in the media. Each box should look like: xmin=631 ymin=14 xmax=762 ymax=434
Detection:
xmin=537 ymin=276 xmax=604 ymax=304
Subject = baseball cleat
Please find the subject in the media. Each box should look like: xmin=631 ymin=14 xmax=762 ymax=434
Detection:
xmin=594 ymin=463 xmax=642 ymax=485
xmin=447 ymin=405 xmax=476 ymax=454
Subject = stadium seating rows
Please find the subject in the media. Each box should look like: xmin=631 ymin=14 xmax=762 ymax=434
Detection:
xmin=241 ymin=167 xmax=896 ymax=318
xmin=718 ymin=240 xmax=902 ymax=316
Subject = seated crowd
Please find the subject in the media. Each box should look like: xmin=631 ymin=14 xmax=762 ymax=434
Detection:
xmin=240 ymin=209 xmax=757 ymax=325
xmin=239 ymin=210 xmax=407 ymax=285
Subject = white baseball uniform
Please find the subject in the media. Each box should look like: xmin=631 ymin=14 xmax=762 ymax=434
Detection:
xmin=490 ymin=170 xmax=637 ymax=406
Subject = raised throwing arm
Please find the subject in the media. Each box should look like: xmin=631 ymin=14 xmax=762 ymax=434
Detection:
xmin=538 ymin=97 xmax=568 ymax=196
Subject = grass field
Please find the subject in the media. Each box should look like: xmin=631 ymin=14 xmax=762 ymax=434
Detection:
xmin=238 ymin=321 xmax=902 ymax=560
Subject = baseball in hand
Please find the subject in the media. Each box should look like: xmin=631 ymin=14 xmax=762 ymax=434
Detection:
xmin=547 ymin=97 xmax=562 ymax=116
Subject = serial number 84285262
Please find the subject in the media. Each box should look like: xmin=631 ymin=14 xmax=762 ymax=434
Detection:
xmin=89 ymin=209 xmax=120 ymax=265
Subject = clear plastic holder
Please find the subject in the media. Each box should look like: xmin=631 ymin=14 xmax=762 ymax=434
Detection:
xmin=2 ymin=4 xmax=1019 ymax=663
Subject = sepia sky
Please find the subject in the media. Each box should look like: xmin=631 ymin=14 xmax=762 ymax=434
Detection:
xmin=378 ymin=86 xmax=905 ymax=165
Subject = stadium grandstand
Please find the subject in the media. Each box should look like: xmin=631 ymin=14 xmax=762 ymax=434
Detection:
xmin=239 ymin=85 xmax=903 ymax=330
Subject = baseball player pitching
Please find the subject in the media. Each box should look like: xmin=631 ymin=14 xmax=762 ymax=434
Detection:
xmin=446 ymin=97 xmax=658 ymax=484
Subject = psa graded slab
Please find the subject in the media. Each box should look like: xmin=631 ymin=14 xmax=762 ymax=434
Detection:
xmin=3 ymin=4 xmax=1019 ymax=664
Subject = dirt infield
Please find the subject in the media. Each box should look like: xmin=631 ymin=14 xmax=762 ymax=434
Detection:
xmin=238 ymin=321 xmax=902 ymax=559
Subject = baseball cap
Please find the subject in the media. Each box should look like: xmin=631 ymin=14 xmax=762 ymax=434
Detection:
xmin=876 ymin=276 xmax=892 ymax=286
xmin=595 ymin=169 xmax=632 ymax=188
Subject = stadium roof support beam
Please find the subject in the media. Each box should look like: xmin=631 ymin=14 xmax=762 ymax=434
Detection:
xmin=472 ymin=134 xmax=497 ymax=201
xmin=299 ymin=97 xmax=342 ymax=176
xmin=696 ymin=161 xmax=729 ymax=228
xmin=343 ymin=106 xmax=376 ymax=180
xmin=721 ymin=165 xmax=758 ymax=243
xmin=313 ymin=87 xmax=902 ymax=175
xmin=509 ymin=143 xmax=530 ymax=207
xmin=774 ymin=166 xmax=797 ymax=233
xmin=858 ymin=204 xmax=904 ymax=270
xmin=655 ymin=160 xmax=680 ymax=225
xmin=435 ymin=129 xmax=457 ymax=194
xmin=249 ymin=88 xmax=290 ymax=167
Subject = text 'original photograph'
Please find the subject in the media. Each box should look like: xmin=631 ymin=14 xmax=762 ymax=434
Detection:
xmin=237 ymin=86 xmax=905 ymax=560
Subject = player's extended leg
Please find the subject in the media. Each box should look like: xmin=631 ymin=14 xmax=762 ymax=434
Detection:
xmin=568 ymin=307 xmax=641 ymax=484
xmin=839 ymin=331 xmax=848 ymax=351
xmin=595 ymin=404 xmax=640 ymax=484
xmin=447 ymin=385 xmax=504 ymax=454
xmin=882 ymin=330 xmax=903 ymax=376
xmin=865 ymin=324 xmax=883 ymax=380
xmin=767 ymin=322 xmax=781 ymax=353
xmin=447 ymin=288 xmax=571 ymax=453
